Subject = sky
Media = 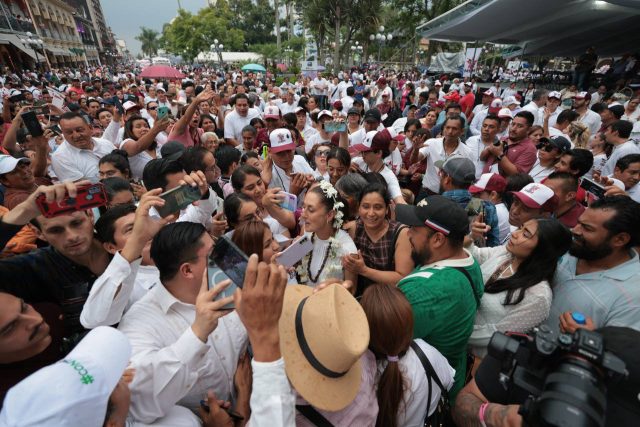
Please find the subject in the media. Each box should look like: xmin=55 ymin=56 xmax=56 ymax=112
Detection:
xmin=102 ymin=0 xmax=207 ymax=56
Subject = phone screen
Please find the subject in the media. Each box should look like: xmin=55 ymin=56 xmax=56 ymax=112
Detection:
xmin=209 ymin=236 xmax=249 ymax=309
xmin=157 ymin=106 xmax=170 ymax=120
xmin=21 ymin=111 xmax=44 ymax=137
xmin=156 ymin=185 xmax=202 ymax=217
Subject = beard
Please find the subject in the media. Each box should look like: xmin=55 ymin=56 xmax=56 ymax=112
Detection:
xmin=569 ymin=236 xmax=613 ymax=261
xmin=411 ymin=246 xmax=431 ymax=267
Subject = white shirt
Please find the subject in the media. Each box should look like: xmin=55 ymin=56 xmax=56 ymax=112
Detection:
xmin=602 ymin=141 xmax=640 ymax=176
xmin=465 ymin=135 xmax=490 ymax=179
xmin=384 ymin=148 xmax=403 ymax=176
xmin=337 ymin=80 xmax=352 ymax=99
xmin=310 ymin=78 xmax=328 ymax=96
xmin=469 ymin=107 xmax=488 ymax=136
xmin=419 ymin=137 xmax=474 ymax=192
xmin=352 ymin=157 xmax=403 ymax=200
xmin=248 ymin=358 xmax=296 ymax=427
xmin=269 ymin=155 xmax=316 ymax=204
xmin=302 ymin=230 xmax=357 ymax=286
xmin=224 ymin=108 xmax=260 ymax=142
xmin=577 ymin=109 xmax=602 ymax=137
xmin=304 ymin=132 xmax=330 ymax=154
xmin=495 ymin=203 xmax=510 ymax=243
xmin=467 ymin=245 xmax=552 ymax=358
xmin=80 ymin=253 xmax=160 ymax=329
xmin=528 ymin=157 xmax=555 ymax=182
xmin=377 ymin=341 xmax=455 ymax=426
xmin=521 ymin=102 xmax=541 ymax=126
xmin=121 ymin=139 xmax=160 ymax=180
xmin=279 ymin=101 xmax=298 ymax=115
xmin=340 ymin=95 xmax=354 ymax=112
xmin=118 ymin=284 xmax=247 ymax=424
xmin=51 ymin=138 xmax=116 ymax=182
xmin=627 ymin=182 xmax=640 ymax=203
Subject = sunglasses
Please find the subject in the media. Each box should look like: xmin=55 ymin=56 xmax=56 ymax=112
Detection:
xmin=147 ymin=106 xmax=158 ymax=111
xmin=315 ymin=150 xmax=330 ymax=157
xmin=536 ymin=143 xmax=557 ymax=152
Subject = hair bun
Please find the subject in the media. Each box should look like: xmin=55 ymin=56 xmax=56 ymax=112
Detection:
xmin=111 ymin=148 xmax=129 ymax=159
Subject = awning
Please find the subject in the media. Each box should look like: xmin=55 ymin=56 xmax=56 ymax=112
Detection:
xmin=417 ymin=0 xmax=640 ymax=57
xmin=45 ymin=46 xmax=71 ymax=56
xmin=0 ymin=33 xmax=38 ymax=61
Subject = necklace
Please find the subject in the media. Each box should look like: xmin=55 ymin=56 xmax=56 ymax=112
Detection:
xmin=499 ymin=262 xmax=515 ymax=279
xmin=306 ymin=233 xmax=333 ymax=283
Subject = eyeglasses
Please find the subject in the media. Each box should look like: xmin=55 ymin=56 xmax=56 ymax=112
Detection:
xmin=147 ymin=106 xmax=158 ymax=111
xmin=315 ymin=150 xmax=330 ymax=157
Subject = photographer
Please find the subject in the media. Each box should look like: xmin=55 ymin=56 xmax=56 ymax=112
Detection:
xmin=454 ymin=326 xmax=640 ymax=427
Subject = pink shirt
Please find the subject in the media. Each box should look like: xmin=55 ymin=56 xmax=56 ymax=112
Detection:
xmin=483 ymin=138 xmax=537 ymax=175
xmin=168 ymin=126 xmax=204 ymax=148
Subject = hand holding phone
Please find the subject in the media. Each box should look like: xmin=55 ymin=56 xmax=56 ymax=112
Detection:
xmin=35 ymin=183 xmax=107 ymax=218
xmin=192 ymin=270 xmax=234 ymax=342
xmin=21 ymin=111 xmax=44 ymax=137
xmin=155 ymin=184 xmax=202 ymax=217
xmin=208 ymin=236 xmax=250 ymax=310
xmin=275 ymin=235 xmax=313 ymax=267
xmin=278 ymin=191 xmax=297 ymax=212
xmin=157 ymin=106 xmax=170 ymax=120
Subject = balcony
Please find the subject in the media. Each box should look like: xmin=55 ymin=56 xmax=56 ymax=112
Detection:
xmin=0 ymin=15 xmax=37 ymax=33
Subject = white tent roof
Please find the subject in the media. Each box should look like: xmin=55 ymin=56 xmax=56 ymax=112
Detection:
xmin=418 ymin=0 xmax=640 ymax=56
xmin=196 ymin=51 xmax=262 ymax=62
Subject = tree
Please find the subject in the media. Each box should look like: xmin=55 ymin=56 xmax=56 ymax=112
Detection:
xmin=135 ymin=27 xmax=160 ymax=58
xmin=296 ymin=0 xmax=383 ymax=72
xmin=228 ymin=0 xmax=276 ymax=46
xmin=161 ymin=4 xmax=244 ymax=62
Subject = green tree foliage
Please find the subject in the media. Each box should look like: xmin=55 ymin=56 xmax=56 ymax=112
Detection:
xmin=161 ymin=2 xmax=244 ymax=62
xmin=228 ymin=0 xmax=276 ymax=46
xmin=296 ymin=0 xmax=383 ymax=71
xmin=135 ymin=27 xmax=160 ymax=58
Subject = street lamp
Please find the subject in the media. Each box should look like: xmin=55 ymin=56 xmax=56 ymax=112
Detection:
xmin=284 ymin=47 xmax=293 ymax=67
xmin=19 ymin=31 xmax=44 ymax=70
xmin=350 ymin=41 xmax=363 ymax=66
xmin=210 ymin=39 xmax=224 ymax=66
xmin=370 ymin=29 xmax=392 ymax=63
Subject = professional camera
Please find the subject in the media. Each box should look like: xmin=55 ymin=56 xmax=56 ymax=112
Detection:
xmin=487 ymin=325 xmax=627 ymax=427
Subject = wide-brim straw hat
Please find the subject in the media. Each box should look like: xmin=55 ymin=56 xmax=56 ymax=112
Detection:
xmin=279 ymin=284 xmax=370 ymax=411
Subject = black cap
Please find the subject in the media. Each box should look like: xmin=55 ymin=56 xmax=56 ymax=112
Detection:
xmin=363 ymin=108 xmax=381 ymax=123
xmin=396 ymin=195 xmax=469 ymax=236
xmin=607 ymin=104 xmax=625 ymax=120
xmin=347 ymin=107 xmax=360 ymax=116
xmin=160 ymin=141 xmax=186 ymax=161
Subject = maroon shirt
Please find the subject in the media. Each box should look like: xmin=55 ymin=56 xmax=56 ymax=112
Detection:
xmin=483 ymin=137 xmax=537 ymax=175
xmin=556 ymin=202 xmax=586 ymax=228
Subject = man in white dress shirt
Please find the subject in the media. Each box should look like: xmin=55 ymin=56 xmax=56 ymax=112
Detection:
xmin=573 ymin=92 xmax=602 ymax=136
xmin=118 ymin=222 xmax=247 ymax=424
xmin=520 ymin=89 xmax=548 ymax=127
xmin=52 ymin=112 xmax=116 ymax=182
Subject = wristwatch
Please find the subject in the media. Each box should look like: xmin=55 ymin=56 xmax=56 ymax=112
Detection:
xmin=496 ymin=154 xmax=504 ymax=161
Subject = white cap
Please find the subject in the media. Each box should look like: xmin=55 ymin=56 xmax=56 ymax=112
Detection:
xmin=0 ymin=155 xmax=29 ymax=175
xmin=490 ymin=98 xmax=503 ymax=109
xmin=264 ymin=105 xmax=281 ymax=119
xmin=434 ymin=80 xmax=442 ymax=86
xmin=8 ymin=89 xmax=22 ymax=98
xmin=0 ymin=327 xmax=131 ymax=427
xmin=512 ymin=183 xmax=557 ymax=212
xmin=317 ymin=110 xmax=333 ymax=120
xmin=503 ymin=96 xmax=518 ymax=106
xmin=269 ymin=128 xmax=296 ymax=153
xmin=294 ymin=106 xmax=306 ymax=114
xmin=548 ymin=91 xmax=561 ymax=99
xmin=122 ymin=100 xmax=139 ymax=112
xmin=498 ymin=108 xmax=513 ymax=118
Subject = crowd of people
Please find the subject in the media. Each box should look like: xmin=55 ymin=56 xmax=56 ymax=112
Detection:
xmin=0 ymin=63 xmax=639 ymax=427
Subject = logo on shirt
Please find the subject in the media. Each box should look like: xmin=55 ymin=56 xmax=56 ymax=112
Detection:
xmin=63 ymin=359 xmax=95 ymax=385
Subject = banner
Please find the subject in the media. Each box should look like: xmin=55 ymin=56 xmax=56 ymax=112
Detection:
xmin=463 ymin=47 xmax=483 ymax=77
xmin=302 ymin=37 xmax=318 ymax=74
xmin=430 ymin=52 xmax=465 ymax=74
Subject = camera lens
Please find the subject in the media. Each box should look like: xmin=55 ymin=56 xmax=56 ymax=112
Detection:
xmin=535 ymin=357 xmax=607 ymax=427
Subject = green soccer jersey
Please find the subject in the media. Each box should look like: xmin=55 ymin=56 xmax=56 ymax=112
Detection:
xmin=398 ymin=252 xmax=483 ymax=401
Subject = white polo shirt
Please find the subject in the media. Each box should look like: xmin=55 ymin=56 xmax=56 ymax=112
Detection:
xmin=223 ymin=108 xmax=260 ymax=142
xmin=352 ymin=157 xmax=403 ymax=200
xmin=51 ymin=138 xmax=116 ymax=182
xmin=419 ymin=137 xmax=474 ymax=193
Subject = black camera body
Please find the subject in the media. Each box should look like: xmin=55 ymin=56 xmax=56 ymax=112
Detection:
xmin=488 ymin=326 xmax=627 ymax=427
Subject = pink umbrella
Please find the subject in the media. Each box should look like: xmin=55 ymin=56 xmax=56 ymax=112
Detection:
xmin=139 ymin=65 xmax=186 ymax=79
xmin=276 ymin=63 xmax=288 ymax=71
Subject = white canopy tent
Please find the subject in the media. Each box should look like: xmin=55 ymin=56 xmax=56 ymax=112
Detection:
xmin=417 ymin=0 xmax=640 ymax=57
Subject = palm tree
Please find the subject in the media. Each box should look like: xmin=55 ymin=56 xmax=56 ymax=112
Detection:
xmin=135 ymin=27 xmax=160 ymax=58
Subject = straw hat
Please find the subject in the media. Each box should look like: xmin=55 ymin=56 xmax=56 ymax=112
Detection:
xmin=279 ymin=284 xmax=370 ymax=411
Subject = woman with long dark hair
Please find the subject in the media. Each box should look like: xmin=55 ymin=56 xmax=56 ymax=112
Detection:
xmin=361 ymin=284 xmax=454 ymax=427
xmin=343 ymin=183 xmax=414 ymax=296
xmin=467 ymin=218 xmax=572 ymax=357
xmin=120 ymin=115 xmax=169 ymax=179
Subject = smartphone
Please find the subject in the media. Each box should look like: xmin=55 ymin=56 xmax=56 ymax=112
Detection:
xmin=276 ymin=234 xmax=313 ymax=268
xmin=157 ymin=106 xmax=170 ymax=120
xmin=32 ymin=101 xmax=49 ymax=115
xmin=156 ymin=184 xmax=202 ymax=217
xmin=111 ymin=96 xmax=124 ymax=115
xmin=580 ymin=177 xmax=606 ymax=200
xmin=21 ymin=111 xmax=44 ymax=137
xmin=35 ymin=183 xmax=107 ymax=218
xmin=209 ymin=236 xmax=249 ymax=309
xmin=279 ymin=191 xmax=297 ymax=212
xmin=324 ymin=121 xmax=347 ymax=132
xmin=48 ymin=124 xmax=62 ymax=136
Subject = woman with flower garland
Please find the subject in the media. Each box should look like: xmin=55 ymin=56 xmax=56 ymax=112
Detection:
xmin=295 ymin=181 xmax=358 ymax=290
xmin=343 ymin=183 xmax=414 ymax=297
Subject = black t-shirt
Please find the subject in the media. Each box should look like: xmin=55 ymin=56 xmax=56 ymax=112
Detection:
xmin=475 ymin=354 xmax=639 ymax=427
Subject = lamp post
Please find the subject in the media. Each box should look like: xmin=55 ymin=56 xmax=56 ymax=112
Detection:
xmin=284 ymin=47 xmax=293 ymax=67
xmin=19 ymin=31 xmax=44 ymax=71
xmin=350 ymin=42 xmax=363 ymax=66
xmin=369 ymin=26 xmax=393 ymax=63
xmin=211 ymin=39 xmax=224 ymax=67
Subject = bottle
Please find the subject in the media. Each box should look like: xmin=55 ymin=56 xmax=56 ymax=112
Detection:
xmin=571 ymin=312 xmax=586 ymax=325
